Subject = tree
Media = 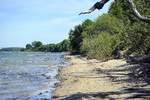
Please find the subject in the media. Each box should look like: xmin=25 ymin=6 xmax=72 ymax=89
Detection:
xmin=69 ymin=25 xmax=83 ymax=54
xmin=38 ymin=45 xmax=47 ymax=52
xmin=26 ymin=44 xmax=32 ymax=49
xmin=32 ymin=41 xmax=43 ymax=48
xmin=69 ymin=19 xmax=94 ymax=54
xmin=47 ymin=44 xmax=56 ymax=52
xmin=24 ymin=40 xmax=70 ymax=52
xmin=109 ymin=0 xmax=150 ymax=55
xmin=127 ymin=0 xmax=150 ymax=24
xmin=59 ymin=39 xmax=70 ymax=51
xmin=81 ymin=0 xmax=150 ymax=24
xmin=81 ymin=14 xmax=123 ymax=59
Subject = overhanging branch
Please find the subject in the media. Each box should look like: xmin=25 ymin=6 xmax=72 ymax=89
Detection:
xmin=80 ymin=0 xmax=150 ymax=24
xmin=127 ymin=0 xmax=150 ymax=24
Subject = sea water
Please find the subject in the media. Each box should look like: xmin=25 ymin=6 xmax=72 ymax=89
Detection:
xmin=0 ymin=52 xmax=68 ymax=100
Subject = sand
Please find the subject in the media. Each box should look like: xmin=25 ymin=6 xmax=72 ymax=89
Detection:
xmin=53 ymin=55 xmax=150 ymax=100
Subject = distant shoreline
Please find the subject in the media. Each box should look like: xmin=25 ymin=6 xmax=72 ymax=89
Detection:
xmin=0 ymin=48 xmax=70 ymax=54
xmin=0 ymin=47 xmax=24 ymax=51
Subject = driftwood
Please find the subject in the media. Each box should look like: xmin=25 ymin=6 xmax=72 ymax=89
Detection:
xmin=127 ymin=54 xmax=150 ymax=64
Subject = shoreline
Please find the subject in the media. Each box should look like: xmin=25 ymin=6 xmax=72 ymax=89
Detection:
xmin=53 ymin=55 xmax=150 ymax=100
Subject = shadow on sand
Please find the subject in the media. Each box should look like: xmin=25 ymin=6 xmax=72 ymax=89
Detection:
xmin=54 ymin=87 xmax=150 ymax=100
xmin=54 ymin=63 xmax=150 ymax=100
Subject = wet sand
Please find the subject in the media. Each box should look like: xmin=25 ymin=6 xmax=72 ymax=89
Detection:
xmin=53 ymin=55 xmax=150 ymax=100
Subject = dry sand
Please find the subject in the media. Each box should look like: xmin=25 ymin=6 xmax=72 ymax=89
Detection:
xmin=53 ymin=55 xmax=150 ymax=100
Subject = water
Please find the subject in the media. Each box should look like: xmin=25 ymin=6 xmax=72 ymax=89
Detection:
xmin=0 ymin=52 xmax=68 ymax=100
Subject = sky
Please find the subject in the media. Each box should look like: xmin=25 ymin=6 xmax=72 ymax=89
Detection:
xmin=0 ymin=0 xmax=113 ymax=48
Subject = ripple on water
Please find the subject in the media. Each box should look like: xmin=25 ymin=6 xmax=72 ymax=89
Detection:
xmin=0 ymin=52 xmax=68 ymax=100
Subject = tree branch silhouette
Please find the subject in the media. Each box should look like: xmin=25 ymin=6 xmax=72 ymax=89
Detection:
xmin=80 ymin=0 xmax=150 ymax=24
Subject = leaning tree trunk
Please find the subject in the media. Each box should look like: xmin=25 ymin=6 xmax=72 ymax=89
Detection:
xmin=127 ymin=0 xmax=150 ymax=24
xmin=126 ymin=0 xmax=150 ymax=64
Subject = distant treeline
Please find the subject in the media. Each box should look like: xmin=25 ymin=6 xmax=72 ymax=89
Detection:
xmin=23 ymin=39 xmax=70 ymax=52
xmin=0 ymin=47 xmax=24 ymax=51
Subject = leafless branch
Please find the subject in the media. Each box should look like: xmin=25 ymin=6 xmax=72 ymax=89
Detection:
xmin=80 ymin=0 xmax=150 ymax=24
xmin=127 ymin=0 xmax=150 ymax=24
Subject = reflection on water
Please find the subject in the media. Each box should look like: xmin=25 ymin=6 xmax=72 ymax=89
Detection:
xmin=0 ymin=52 xmax=68 ymax=100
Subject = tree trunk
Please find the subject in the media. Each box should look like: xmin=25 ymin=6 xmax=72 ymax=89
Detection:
xmin=127 ymin=0 xmax=150 ymax=24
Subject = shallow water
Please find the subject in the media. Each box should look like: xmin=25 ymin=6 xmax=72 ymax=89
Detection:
xmin=0 ymin=52 xmax=68 ymax=100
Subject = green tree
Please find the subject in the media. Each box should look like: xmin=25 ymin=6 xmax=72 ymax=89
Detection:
xmin=26 ymin=44 xmax=32 ymax=50
xmin=31 ymin=41 xmax=43 ymax=51
xmin=81 ymin=14 xmax=123 ymax=59
xmin=69 ymin=19 xmax=93 ymax=54
xmin=38 ymin=45 xmax=47 ymax=52
xmin=59 ymin=39 xmax=70 ymax=51
xmin=109 ymin=0 xmax=150 ymax=55
xmin=47 ymin=44 xmax=56 ymax=52
xmin=69 ymin=25 xmax=83 ymax=54
xmin=82 ymin=32 xmax=120 ymax=59
xmin=32 ymin=41 xmax=43 ymax=48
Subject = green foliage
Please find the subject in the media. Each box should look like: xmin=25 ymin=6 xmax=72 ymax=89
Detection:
xmin=68 ymin=0 xmax=150 ymax=59
xmin=26 ymin=44 xmax=32 ymax=50
xmin=59 ymin=39 xmax=70 ymax=51
xmin=32 ymin=41 xmax=42 ymax=48
xmin=93 ymin=14 xmax=124 ymax=35
xmin=69 ymin=19 xmax=94 ymax=54
xmin=69 ymin=25 xmax=83 ymax=54
xmin=68 ymin=14 xmax=124 ymax=59
xmin=80 ymin=14 xmax=124 ymax=59
xmin=82 ymin=32 xmax=120 ymax=60
xmin=109 ymin=0 xmax=132 ymax=25
xmin=109 ymin=0 xmax=150 ymax=55
xmin=24 ymin=0 xmax=150 ymax=59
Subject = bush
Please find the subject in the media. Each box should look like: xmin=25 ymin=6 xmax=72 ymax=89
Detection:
xmin=89 ymin=14 xmax=124 ymax=36
xmin=109 ymin=0 xmax=150 ymax=55
xmin=80 ymin=14 xmax=124 ymax=59
xmin=81 ymin=32 xmax=120 ymax=60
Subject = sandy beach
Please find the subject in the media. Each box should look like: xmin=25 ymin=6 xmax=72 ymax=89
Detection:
xmin=53 ymin=55 xmax=150 ymax=100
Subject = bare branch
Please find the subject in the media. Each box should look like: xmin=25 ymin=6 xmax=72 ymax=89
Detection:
xmin=79 ymin=0 xmax=109 ymax=15
xmin=127 ymin=0 xmax=150 ymax=24
xmin=79 ymin=7 xmax=95 ymax=15
xmin=79 ymin=0 xmax=150 ymax=24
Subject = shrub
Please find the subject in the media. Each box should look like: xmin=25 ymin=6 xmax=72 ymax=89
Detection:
xmin=81 ymin=32 xmax=120 ymax=60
